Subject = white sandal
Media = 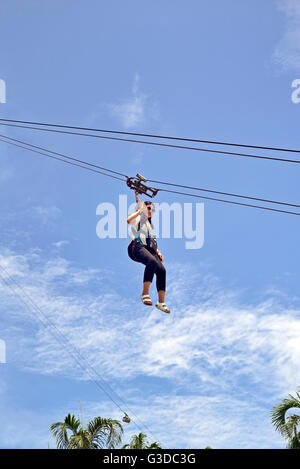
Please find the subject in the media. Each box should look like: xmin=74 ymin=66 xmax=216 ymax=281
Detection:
xmin=155 ymin=302 xmax=171 ymax=314
xmin=141 ymin=294 xmax=152 ymax=306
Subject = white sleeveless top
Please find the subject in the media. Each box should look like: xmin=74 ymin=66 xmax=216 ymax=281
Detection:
xmin=128 ymin=213 xmax=152 ymax=246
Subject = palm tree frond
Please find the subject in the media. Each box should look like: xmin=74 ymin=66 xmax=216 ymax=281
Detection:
xmin=271 ymin=389 xmax=300 ymax=448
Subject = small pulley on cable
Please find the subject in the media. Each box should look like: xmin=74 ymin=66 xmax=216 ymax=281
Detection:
xmin=122 ymin=413 xmax=131 ymax=423
xmin=127 ymin=173 xmax=159 ymax=202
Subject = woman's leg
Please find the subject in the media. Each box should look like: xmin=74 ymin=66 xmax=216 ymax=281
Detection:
xmin=158 ymin=290 xmax=165 ymax=303
xmin=131 ymin=244 xmax=160 ymax=292
xmin=155 ymin=261 xmax=170 ymax=312
xmin=129 ymin=244 xmax=167 ymax=301
xmin=142 ymin=281 xmax=151 ymax=296
xmin=154 ymin=256 xmax=166 ymax=299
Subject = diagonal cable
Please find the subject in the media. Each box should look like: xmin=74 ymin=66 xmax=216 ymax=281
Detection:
xmin=1 ymin=116 xmax=300 ymax=155
xmin=1 ymin=121 xmax=300 ymax=164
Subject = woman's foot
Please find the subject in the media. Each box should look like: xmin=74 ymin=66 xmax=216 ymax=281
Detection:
xmin=155 ymin=302 xmax=170 ymax=314
xmin=141 ymin=294 xmax=152 ymax=306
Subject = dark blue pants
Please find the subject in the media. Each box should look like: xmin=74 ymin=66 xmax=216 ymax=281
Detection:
xmin=128 ymin=240 xmax=166 ymax=292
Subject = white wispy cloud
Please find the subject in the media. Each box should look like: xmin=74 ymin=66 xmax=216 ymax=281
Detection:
xmin=108 ymin=73 xmax=159 ymax=129
xmin=0 ymin=201 xmax=65 ymax=250
xmin=33 ymin=205 xmax=62 ymax=225
xmin=74 ymin=390 xmax=283 ymax=449
xmin=273 ymin=0 xmax=300 ymax=70
xmin=52 ymin=240 xmax=69 ymax=249
xmin=0 ymin=248 xmax=299 ymax=448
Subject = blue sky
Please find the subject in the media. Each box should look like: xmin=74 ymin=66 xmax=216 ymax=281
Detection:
xmin=1 ymin=0 xmax=300 ymax=449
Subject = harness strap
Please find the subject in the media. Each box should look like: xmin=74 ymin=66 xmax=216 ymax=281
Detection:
xmin=137 ymin=220 xmax=150 ymax=245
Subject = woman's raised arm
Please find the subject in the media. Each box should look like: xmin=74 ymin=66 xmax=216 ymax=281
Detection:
xmin=127 ymin=209 xmax=141 ymax=224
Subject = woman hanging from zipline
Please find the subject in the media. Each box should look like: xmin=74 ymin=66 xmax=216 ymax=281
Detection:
xmin=127 ymin=200 xmax=170 ymax=314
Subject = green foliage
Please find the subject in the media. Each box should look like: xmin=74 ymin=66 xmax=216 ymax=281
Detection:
xmin=271 ymin=388 xmax=300 ymax=449
xmin=121 ymin=432 xmax=162 ymax=449
xmin=50 ymin=412 xmax=123 ymax=449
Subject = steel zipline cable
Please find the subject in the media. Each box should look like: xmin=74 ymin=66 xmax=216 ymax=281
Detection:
xmin=1 ymin=120 xmax=300 ymax=164
xmin=147 ymin=178 xmax=300 ymax=209
xmin=0 ymin=133 xmax=300 ymax=216
xmin=0 ymin=262 xmax=163 ymax=447
xmin=0 ymin=123 xmax=299 ymax=443
xmin=1 ymin=116 xmax=300 ymax=155
xmin=3 ymin=119 xmax=299 ymax=446
xmin=0 ymin=135 xmax=127 ymax=182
